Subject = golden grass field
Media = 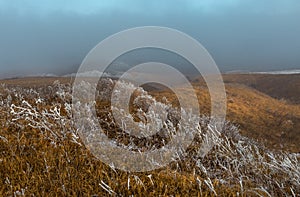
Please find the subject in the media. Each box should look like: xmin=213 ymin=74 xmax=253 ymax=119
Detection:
xmin=149 ymin=74 xmax=300 ymax=153
xmin=0 ymin=74 xmax=299 ymax=196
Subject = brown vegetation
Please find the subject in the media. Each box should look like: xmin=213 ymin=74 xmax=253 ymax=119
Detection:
xmin=0 ymin=75 xmax=299 ymax=196
xmin=148 ymin=74 xmax=300 ymax=153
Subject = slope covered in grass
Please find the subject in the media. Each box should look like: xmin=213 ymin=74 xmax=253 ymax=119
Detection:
xmin=0 ymin=79 xmax=299 ymax=196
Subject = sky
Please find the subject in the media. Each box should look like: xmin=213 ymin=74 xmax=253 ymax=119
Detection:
xmin=0 ymin=0 xmax=300 ymax=78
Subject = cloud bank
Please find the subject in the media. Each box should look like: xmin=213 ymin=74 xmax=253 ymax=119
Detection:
xmin=0 ymin=0 xmax=300 ymax=78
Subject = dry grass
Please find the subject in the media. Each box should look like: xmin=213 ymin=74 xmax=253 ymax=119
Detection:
xmin=222 ymin=73 xmax=300 ymax=104
xmin=0 ymin=77 xmax=299 ymax=196
xmin=148 ymin=79 xmax=300 ymax=153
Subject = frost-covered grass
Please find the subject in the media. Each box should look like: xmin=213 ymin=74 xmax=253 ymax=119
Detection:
xmin=0 ymin=79 xmax=299 ymax=196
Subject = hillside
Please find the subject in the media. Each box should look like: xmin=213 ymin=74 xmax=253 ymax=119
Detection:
xmin=223 ymin=73 xmax=300 ymax=104
xmin=0 ymin=74 xmax=299 ymax=196
xmin=146 ymin=74 xmax=300 ymax=153
xmin=1 ymin=74 xmax=299 ymax=152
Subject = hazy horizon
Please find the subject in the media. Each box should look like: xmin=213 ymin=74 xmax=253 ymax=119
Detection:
xmin=1 ymin=0 xmax=300 ymax=78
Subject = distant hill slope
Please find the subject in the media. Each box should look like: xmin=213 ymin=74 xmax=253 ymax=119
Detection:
xmin=222 ymin=74 xmax=300 ymax=104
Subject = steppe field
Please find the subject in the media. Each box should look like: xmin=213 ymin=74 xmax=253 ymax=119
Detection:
xmin=0 ymin=74 xmax=299 ymax=196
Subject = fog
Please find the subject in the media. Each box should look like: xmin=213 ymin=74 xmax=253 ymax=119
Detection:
xmin=0 ymin=0 xmax=300 ymax=78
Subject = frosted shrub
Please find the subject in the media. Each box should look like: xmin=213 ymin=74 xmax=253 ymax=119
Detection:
xmin=7 ymin=81 xmax=79 ymax=146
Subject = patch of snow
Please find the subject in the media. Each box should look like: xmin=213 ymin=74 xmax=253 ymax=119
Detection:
xmin=252 ymin=69 xmax=300 ymax=75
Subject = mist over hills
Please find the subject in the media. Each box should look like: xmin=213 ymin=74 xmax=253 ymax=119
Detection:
xmin=1 ymin=0 xmax=300 ymax=195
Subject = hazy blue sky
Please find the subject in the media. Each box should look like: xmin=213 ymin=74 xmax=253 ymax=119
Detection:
xmin=0 ymin=0 xmax=300 ymax=78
